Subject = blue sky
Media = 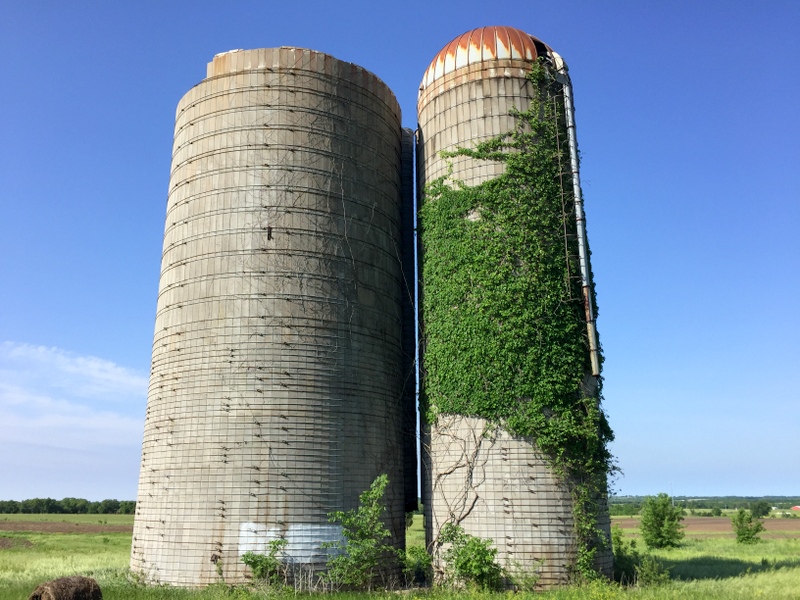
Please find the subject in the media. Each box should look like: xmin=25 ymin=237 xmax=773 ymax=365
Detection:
xmin=1 ymin=1 xmax=797 ymax=501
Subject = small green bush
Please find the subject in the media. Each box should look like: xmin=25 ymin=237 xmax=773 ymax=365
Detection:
xmin=612 ymin=524 xmax=671 ymax=587
xmin=731 ymin=509 xmax=765 ymax=544
xmin=640 ymin=493 xmax=685 ymax=549
xmin=505 ymin=559 xmax=542 ymax=592
xmin=437 ymin=522 xmax=503 ymax=591
xmin=324 ymin=474 xmax=399 ymax=590
xmin=635 ymin=554 xmax=671 ymax=586
xmin=241 ymin=538 xmax=287 ymax=585
xmin=404 ymin=546 xmax=432 ymax=585
xmin=611 ymin=525 xmax=639 ymax=585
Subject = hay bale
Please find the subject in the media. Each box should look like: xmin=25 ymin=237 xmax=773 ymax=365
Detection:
xmin=28 ymin=576 xmax=102 ymax=600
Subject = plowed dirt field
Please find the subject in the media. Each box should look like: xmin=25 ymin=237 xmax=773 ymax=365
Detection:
xmin=614 ymin=516 xmax=800 ymax=538
xmin=0 ymin=521 xmax=132 ymax=534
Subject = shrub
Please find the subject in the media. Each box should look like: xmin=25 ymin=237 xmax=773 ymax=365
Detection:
xmin=640 ymin=493 xmax=685 ymax=549
xmin=437 ymin=522 xmax=503 ymax=591
xmin=611 ymin=525 xmax=639 ymax=585
xmin=404 ymin=546 xmax=432 ymax=585
xmin=731 ymin=509 xmax=765 ymax=544
xmin=505 ymin=561 xmax=541 ymax=592
xmin=324 ymin=474 xmax=399 ymax=590
xmin=241 ymin=538 xmax=288 ymax=585
xmin=405 ymin=511 xmax=415 ymax=528
xmin=610 ymin=525 xmax=671 ymax=587
xmin=635 ymin=554 xmax=671 ymax=586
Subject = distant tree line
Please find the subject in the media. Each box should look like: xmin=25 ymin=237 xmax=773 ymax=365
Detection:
xmin=0 ymin=498 xmax=135 ymax=514
xmin=609 ymin=496 xmax=800 ymax=517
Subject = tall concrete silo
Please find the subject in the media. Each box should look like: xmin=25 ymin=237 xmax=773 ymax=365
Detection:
xmin=417 ymin=26 xmax=612 ymax=586
xmin=132 ymin=47 xmax=415 ymax=586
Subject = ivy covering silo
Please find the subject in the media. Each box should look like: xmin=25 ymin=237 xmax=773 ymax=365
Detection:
xmin=417 ymin=27 xmax=614 ymax=586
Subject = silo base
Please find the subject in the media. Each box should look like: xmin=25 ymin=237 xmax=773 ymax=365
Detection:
xmin=424 ymin=415 xmax=612 ymax=588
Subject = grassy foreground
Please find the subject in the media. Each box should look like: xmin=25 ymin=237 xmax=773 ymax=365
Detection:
xmin=1 ymin=515 xmax=800 ymax=599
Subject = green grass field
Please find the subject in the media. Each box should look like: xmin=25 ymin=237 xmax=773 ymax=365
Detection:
xmin=0 ymin=513 xmax=135 ymax=526
xmin=407 ymin=513 xmax=425 ymax=548
xmin=2 ymin=514 xmax=799 ymax=599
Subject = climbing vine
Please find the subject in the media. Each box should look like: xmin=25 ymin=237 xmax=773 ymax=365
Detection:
xmin=420 ymin=61 xmax=615 ymax=579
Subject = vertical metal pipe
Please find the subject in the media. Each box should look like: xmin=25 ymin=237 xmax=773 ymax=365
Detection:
xmin=400 ymin=127 xmax=419 ymax=513
xmin=557 ymin=66 xmax=601 ymax=377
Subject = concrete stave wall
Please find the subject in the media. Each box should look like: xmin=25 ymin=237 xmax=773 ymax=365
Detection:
xmin=132 ymin=47 xmax=409 ymax=586
xmin=426 ymin=416 xmax=579 ymax=584
xmin=418 ymin=60 xmax=536 ymax=188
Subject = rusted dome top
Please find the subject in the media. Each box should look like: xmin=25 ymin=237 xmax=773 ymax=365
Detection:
xmin=420 ymin=26 xmax=554 ymax=91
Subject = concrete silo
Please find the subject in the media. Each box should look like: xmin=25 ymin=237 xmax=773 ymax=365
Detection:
xmin=132 ymin=47 xmax=415 ymax=586
xmin=417 ymin=26 xmax=613 ymax=586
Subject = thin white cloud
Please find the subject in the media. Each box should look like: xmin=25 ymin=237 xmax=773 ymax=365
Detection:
xmin=0 ymin=342 xmax=147 ymax=498
xmin=0 ymin=341 xmax=148 ymax=402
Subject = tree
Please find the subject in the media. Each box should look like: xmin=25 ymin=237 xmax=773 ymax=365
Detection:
xmin=20 ymin=498 xmax=61 ymax=514
xmin=97 ymin=499 xmax=121 ymax=514
xmin=60 ymin=498 xmax=90 ymax=514
xmin=640 ymin=493 xmax=684 ymax=549
xmin=731 ymin=509 xmax=764 ymax=544
xmin=324 ymin=474 xmax=399 ymax=590
xmin=750 ymin=500 xmax=771 ymax=519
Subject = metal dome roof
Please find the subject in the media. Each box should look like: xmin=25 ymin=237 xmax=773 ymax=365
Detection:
xmin=420 ymin=26 xmax=553 ymax=91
